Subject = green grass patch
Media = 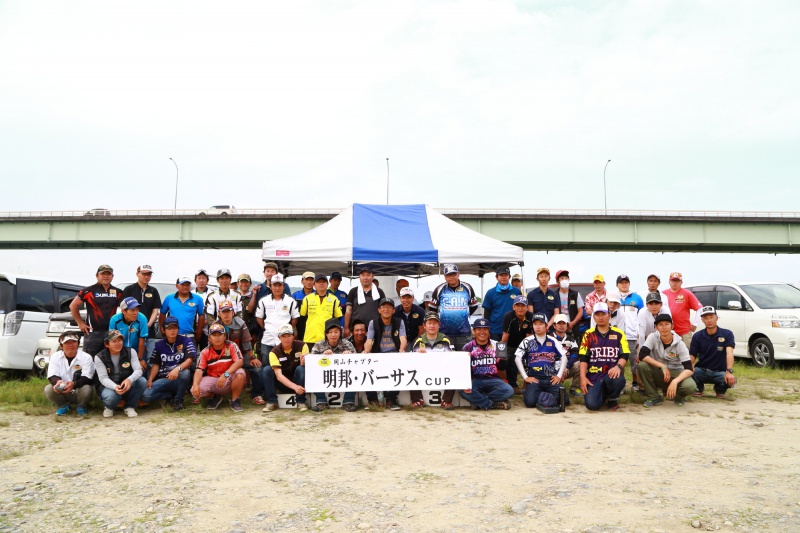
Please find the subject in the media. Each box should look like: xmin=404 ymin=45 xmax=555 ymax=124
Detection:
xmin=731 ymin=360 xmax=800 ymax=380
xmin=0 ymin=376 xmax=54 ymax=414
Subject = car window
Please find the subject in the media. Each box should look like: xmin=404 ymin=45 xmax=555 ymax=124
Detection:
xmin=690 ymin=289 xmax=715 ymax=307
xmin=740 ymin=283 xmax=800 ymax=309
xmin=16 ymin=279 xmax=55 ymax=313
xmin=56 ymin=287 xmax=80 ymax=312
xmin=0 ymin=279 xmax=14 ymax=314
xmin=716 ymin=287 xmax=743 ymax=310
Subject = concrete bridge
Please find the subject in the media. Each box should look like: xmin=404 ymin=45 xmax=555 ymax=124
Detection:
xmin=0 ymin=208 xmax=798 ymax=253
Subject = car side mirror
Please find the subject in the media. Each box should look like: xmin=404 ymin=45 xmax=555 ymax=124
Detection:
xmin=728 ymin=300 xmax=742 ymax=310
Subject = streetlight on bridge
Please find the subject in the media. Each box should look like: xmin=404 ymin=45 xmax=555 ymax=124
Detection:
xmin=603 ymin=159 xmax=611 ymax=213
xmin=169 ymin=158 xmax=179 ymax=212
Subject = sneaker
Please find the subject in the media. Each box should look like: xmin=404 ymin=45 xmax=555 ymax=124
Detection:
xmin=674 ymin=398 xmax=685 ymax=407
xmin=409 ymin=400 xmax=425 ymax=409
xmin=440 ymin=401 xmax=455 ymax=410
xmin=643 ymin=397 xmax=663 ymax=408
xmin=631 ymin=383 xmax=640 ymax=393
xmin=568 ymin=389 xmax=584 ymax=398
xmin=124 ymin=407 xmax=138 ymax=418
xmin=343 ymin=402 xmax=358 ymax=412
xmin=311 ymin=403 xmax=327 ymax=412
xmin=172 ymin=400 xmax=184 ymax=411
xmin=609 ymin=403 xmax=620 ymax=412
xmin=55 ymin=405 xmax=70 ymax=416
xmin=715 ymin=392 xmax=726 ymax=399
xmin=206 ymin=395 xmax=223 ymax=410
xmin=191 ymin=396 xmax=201 ymax=405
xmin=491 ymin=400 xmax=512 ymax=410
xmin=230 ymin=399 xmax=244 ymax=412
xmin=252 ymin=396 xmax=266 ymax=405
xmin=76 ymin=407 xmax=88 ymax=416
xmin=103 ymin=407 xmax=114 ymax=418
xmin=513 ymin=387 xmax=522 ymax=395
xmin=297 ymin=402 xmax=309 ymax=412
xmin=693 ymin=391 xmax=704 ymax=397
xmin=385 ymin=399 xmax=402 ymax=411
xmin=262 ymin=403 xmax=278 ymax=413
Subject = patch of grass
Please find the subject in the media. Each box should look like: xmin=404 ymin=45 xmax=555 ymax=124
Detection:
xmin=0 ymin=376 xmax=52 ymax=411
xmin=0 ymin=420 xmax=10 ymax=427
xmin=732 ymin=360 xmax=800 ymax=380
xmin=0 ymin=449 xmax=22 ymax=461
xmin=309 ymin=509 xmax=337 ymax=522
xmin=408 ymin=471 xmax=442 ymax=482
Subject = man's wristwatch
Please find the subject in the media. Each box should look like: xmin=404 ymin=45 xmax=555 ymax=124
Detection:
xmin=223 ymin=371 xmax=230 ymax=378
xmin=726 ymin=368 xmax=734 ymax=374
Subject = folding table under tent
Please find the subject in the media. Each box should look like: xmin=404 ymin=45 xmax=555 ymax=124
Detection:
xmin=260 ymin=204 xmax=524 ymax=278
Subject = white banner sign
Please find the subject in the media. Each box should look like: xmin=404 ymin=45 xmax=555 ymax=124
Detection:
xmin=305 ymin=352 xmax=472 ymax=392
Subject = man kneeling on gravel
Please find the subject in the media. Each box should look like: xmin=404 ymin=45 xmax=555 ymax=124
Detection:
xmin=309 ymin=318 xmax=358 ymax=412
xmin=638 ymin=314 xmax=697 ymax=408
xmin=94 ymin=330 xmax=147 ymax=418
xmin=191 ymin=322 xmax=247 ymax=412
xmin=45 ymin=332 xmax=95 ymax=416
xmin=261 ymin=324 xmax=309 ymax=412
xmin=141 ymin=317 xmax=195 ymax=411
xmin=460 ymin=319 xmax=514 ymax=410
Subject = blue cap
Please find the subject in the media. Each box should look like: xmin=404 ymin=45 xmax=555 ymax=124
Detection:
xmin=163 ymin=316 xmax=179 ymax=327
xmin=513 ymin=295 xmax=528 ymax=306
xmin=532 ymin=313 xmax=547 ymax=323
xmin=120 ymin=297 xmax=140 ymax=310
xmin=443 ymin=264 xmax=459 ymax=275
xmin=472 ymin=318 xmax=490 ymax=329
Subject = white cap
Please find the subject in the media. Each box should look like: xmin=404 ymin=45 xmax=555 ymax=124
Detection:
xmin=606 ymin=291 xmax=621 ymax=303
xmin=399 ymin=287 xmax=414 ymax=297
xmin=553 ymin=314 xmax=569 ymax=324
xmin=593 ymin=302 xmax=610 ymax=315
xmin=423 ymin=291 xmax=433 ymax=302
xmin=270 ymin=273 xmax=285 ymax=284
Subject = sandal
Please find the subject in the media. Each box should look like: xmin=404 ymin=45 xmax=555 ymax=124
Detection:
xmin=440 ymin=401 xmax=455 ymax=411
xmin=252 ymin=396 xmax=266 ymax=405
xmin=410 ymin=400 xmax=425 ymax=409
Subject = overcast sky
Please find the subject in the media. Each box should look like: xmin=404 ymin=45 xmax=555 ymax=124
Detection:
xmin=1 ymin=1 xmax=799 ymax=291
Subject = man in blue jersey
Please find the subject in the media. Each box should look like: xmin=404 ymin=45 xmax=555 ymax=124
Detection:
xmin=328 ymin=271 xmax=348 ymax=327
xmin=482 ymin=266 xmax=521 ymax=341
xmin=428 ymin=264 xmax=479 ymax=350
xmin=515 ymin=313 xmax=568 ymax=408
xmin=578 ymin=303 xmax=630 ymax=411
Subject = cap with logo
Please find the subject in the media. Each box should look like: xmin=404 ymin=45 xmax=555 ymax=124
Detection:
xmin=59 ymin=332 xmax=81 ymax=343
xmin=208 ymin=322 xmax=226 ymax=335
xmin=511 ymin=273 xmax=523 ymax=281
xmin=137 ymin=264 xmax=153 ymax=273
xmin=302 ymin=271 xmax=315 ymax=280
xmin=669 ymin=272 xmax=683 ymax=281
xmin=647 ymin=273 xmax=661 ymax=282
xmin=553 ymin=313 xmax=569 ymax=324
xmin=270 ymin=273 xmax=285 ymax=284
xmin=97 ymin=264 xmax=114 ymax=274
xmin=330 ymin=271 xmax=343 ymax=280
xmin=531 ymin=313 xmax=547 ymax=323
xmin=377 ymin=297 xmax=394 ymax=307
xmin=424 ymin=311 xmax=439 ymax=322
xmin=606 ymin=291 xmax=621 ymax=303
xmin=699 ymin=306 xmax=717 ymax=317
xmin=443 ymin=264 xmax=459 ymax=275
xmin=472 ymin=318 xmax=490 ymax=329
xmin=237 ymin=273 xmax=251 ymax=283
xmin=423 ymin=291 xmax=433 ymax=303
xmin=513 ymin=295 xmax=528 ymax=306
xmin=105 ymin=330 xmax=123 ymax=342
xmin=616 ymin=274 xmax=630 ymax=284
xmin=496 ymin=266 xmax=511 ymax=276
xmin=654 ymin=313 xmax=673 ymax=324
xmin=120 ymin=297 xmax=141 ymax=310
xmin=324 ymin=317 xmax=342 ymax=332
xmin=593 ymin=302 xmax=609 ymax=315
xmin=216 ymin=268 xmax=232 ymax=279
xmin=177 ymin=276 xmax=192 ymax=285
xmin=163 ymin=316 xmax=179 ymax=328
xmin=536 ymin=267 xmax=550 ymax=276
xmin=555 ymin=270 xmax=569 ymax=280
xmin=219 ymin=300 xmax=234 ymax=312
xmin=399 ymin=287 xmax=414 ymax=297
xmin=645 ymin=292 xmax=662 ymax=304
xmin=277 ymin=323 xmax=294 ymax=336
xmin=593 ymin=274 xmax=605 ymax=283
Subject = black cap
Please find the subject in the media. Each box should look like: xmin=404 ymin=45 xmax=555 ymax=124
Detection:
xmin=616 ymin=274 xmax=630 ymax=284
xmin=314 ymin=273 xmax=328 ymax=283
xmin=532 ymin=313 xmax=547 ymax=323
xmin=357 ymin=265 xmax=373 ymax=274
xmin=377 ymin=297 xmax=394 ymax=307
xmin=330 ymin=271 xmax=343 ymax=280
xmin=496 ymin=266 xmax=511 ymax=275
xmin=645 ymin=292 xmax=662 ymax=304
xmin=654 ymin=313 xmax=673 ymax=325
xmin=324 ymin=318 xmax=342 ymax=332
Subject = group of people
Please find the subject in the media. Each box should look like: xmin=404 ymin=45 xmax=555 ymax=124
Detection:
xmin=44 ymin=261 xmax=737 ymax=416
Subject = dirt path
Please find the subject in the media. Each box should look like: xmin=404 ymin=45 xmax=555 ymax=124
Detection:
xmin=1 ymin=391 xmax=799 ymax=533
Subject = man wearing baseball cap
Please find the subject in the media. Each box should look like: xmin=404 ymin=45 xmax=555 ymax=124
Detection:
xmin=422 ymin=291 xmax=434 ymax=310
xmin=583 ymin=274 xmax=608 ymax=318
xmin=69 ymin=264 xmax=123 ymax=356
xmin=409 ymin=312 xmax=456 ymax=409
xmin=300 ymin=274 xmax=343 ymax=348
xmin=364 ymin=298 xmax=408 ymax=410
xmin=94 ymin=330 xmax=147 ymax=418
xmin=635 ymin=291 xmax=672 ymax=392
xmin=482 ymin=266 xmax=522 ymax=342
xmin=327 ymin=272 xmax=348 ymax=327
xmin=395 ymin=287 xmax=425 ymax=345
xmin=637 ymin=313 xmax=696 ymax=407
xmin=551 ymin=313 xmax=582 ymax=397
xmin=256 ymin=273 xmax=300 ymax=355
xmin=121 ymin=264 xmax=162 ymax=359
xmin=108 ymin=297 xmax=150 ymax=372
xmin=292 ymin=271 xmax=317 ymax=340
xmin=460 ymin=318 xmax=514 ymax=410
xmin=44 ymin=331 xmax=95 ymax=416
xmin=247 ymin=262 xmax=292 ymax=316
xmin=261 ymin=323 xmax=309 ymax=412
xmin=511 ymin=273 xmax=523 ymax=290
xmin=142 ymin=317 xmax=196 ymax=411
xmin=192 ymin=321 xmax=247 ymax=412
xmin=500 ymin=295 xmax=533 ymax=393
xmin=344 ymin=265 xmax=386 ymax=338
xmin=159 ymin=277 xmax=205 ymax=341
xmin=205 ymin=268 xmax=243 ymax=324
xmin=526 ymin=267 xmax=558 ymax=327
xmin=308 ymin=318 xmax=358 ymax=412
xmin=514 ymin=313 xmax=568 ymax=409
xmin=578 ymin=302 xmax=630 ymax=411
xmin=429 ymin=264 xmax=479 ymax=350
xmin=663 ymin=272 xmax=703 ymax=350
xmin=690 ymin=306 xmax=736 ymax=398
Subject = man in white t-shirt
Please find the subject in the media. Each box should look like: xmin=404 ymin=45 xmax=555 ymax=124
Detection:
xmin=256 ymin=273 xmax=300 ymax=354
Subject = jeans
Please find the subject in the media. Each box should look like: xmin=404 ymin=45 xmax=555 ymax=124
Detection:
xmin=638 ymin=362 xmax=697 ymax=402
xmin=145 ymin=338 xmax=158 ymax=360
xmin=523 ymin=379 xmax=567 ymax=408
xmin=44 ymin=384 xmax=93 ymax=408
xmin=99 ymin=377 xmax=147 ymax=409
xmin=141 ymin=370 xmax=191 ymax=403
xmin=460 ymin=377 xmax=514 ymax=410
xmin=245 ymin=363 xmax=265 ymax=399
xmin=693 ymin=367 xmax=734 ymax=395
xmin=583 ymin=374 xmax=626 ymax=411
xmin=261 ymin=365 xmax=308 ymax=405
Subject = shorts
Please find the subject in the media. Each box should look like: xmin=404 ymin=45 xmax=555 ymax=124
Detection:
xmin=197 ymin=368 xmax=246 ymax=397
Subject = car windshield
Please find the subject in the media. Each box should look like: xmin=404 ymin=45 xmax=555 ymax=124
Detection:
xmin=739 ymin=283 xmax=800 ymax=309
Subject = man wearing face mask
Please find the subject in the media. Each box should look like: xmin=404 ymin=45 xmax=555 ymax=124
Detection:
xmin=553 ymin=270 xmax=584 ymax=337
xmin=482 ymin=266 xmax=521 ymax=341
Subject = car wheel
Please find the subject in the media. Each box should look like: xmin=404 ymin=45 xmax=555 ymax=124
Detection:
xmin=220 ymin=212 xmax=228 ymax=216
xmin=30 ymin=362 xmax=48 ymax=379
xmin=750 ymin=336 xmax=775 ymax=367
xmin=199 ymin=212 xmax=206 ymax=216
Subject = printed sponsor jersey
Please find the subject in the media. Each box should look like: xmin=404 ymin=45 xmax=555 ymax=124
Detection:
xmin=161 ymin=292 xmax=205 ymax=335
xmin=463 ymin=339 xmax=500 ymax=379
xmin=662 ymin=289 xmax=702 ymax=335
xmin=205 ymin=290 xmax=243 ymax=321
xmin=300 ymin=293 xmax=343 ymax=344
xmin=578 ymin=326 xmax=630 ymax=384
xmin=411 ymin=333 xmax=454 ymax=352
xmin=150 ymin=334 xmax=196 ymax=379
xmin=197 ymin=341 xmax=242 ymax=378
xmin=269 ymin=340 xmax=308 ymax=376
xmin=429 ymin=282 xmax=477 ymax=336
xmin=77 ymin=283 xmax=123 ymax=331
xmin=256 ymin=295 xmax=300 ymax=346
xmin=515 ymin=334 xmax=566 ymax=379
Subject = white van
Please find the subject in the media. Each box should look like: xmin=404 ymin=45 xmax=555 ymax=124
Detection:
xmin=0 ymin=273 xmax=83 ymax=372
xmin=685 ymin=282 xmax=800 ymax=367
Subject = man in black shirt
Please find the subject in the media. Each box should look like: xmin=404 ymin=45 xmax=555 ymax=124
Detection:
xmin=500 ymin=295 xmax=533 ymax=393
xmin=70 ymin=264 xmax=123 ymax=356
xmin=344 ymin=266 xmax=386 ymax=338
xmin=121 ymin=264 xmax=162 ymax=359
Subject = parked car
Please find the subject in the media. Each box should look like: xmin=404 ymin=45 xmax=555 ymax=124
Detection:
xmin=84 ymin=208 xmax=111 ymax=216
xmin=685 ymin=282 xmax=800 ymax=367
xmin=0 ymin=273 xmax=83 ymax=373
xmin=33 ymin=311 xmax=85 ymax=378
xmin=200 ymin=205 xmax=235 ymax=215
